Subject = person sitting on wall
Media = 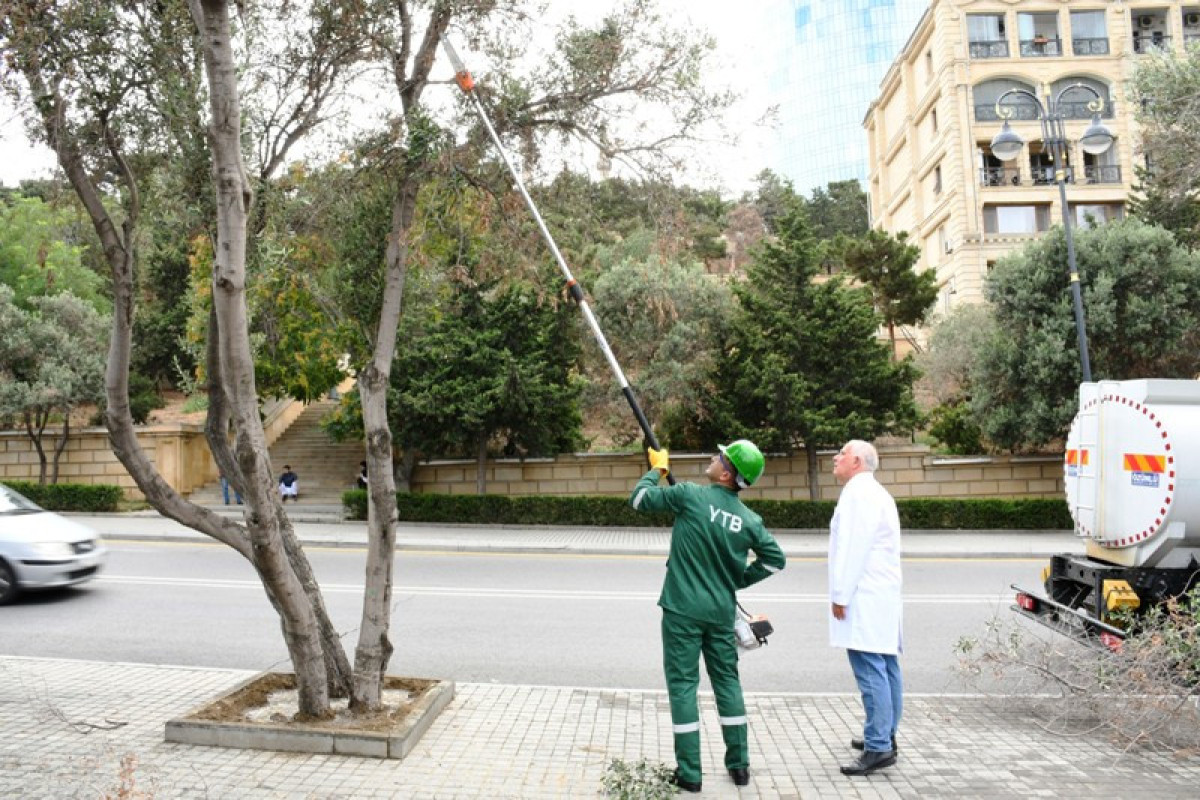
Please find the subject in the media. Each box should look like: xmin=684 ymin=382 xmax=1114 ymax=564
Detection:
xmin=279 ymin=465 xmax=299 ymax=502
xmin=357 ymin=461 xmax=368 ymax=490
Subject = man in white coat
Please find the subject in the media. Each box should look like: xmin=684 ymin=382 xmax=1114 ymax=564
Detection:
xmin=828 ymin=439 xmax=902 ymax=776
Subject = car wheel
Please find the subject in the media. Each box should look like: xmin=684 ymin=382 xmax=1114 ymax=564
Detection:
xmin=0 ymin=559 xmax=18 ymax=605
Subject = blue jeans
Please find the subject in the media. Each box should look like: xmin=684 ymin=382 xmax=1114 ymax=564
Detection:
xmin=847 ymin=649 xmax=902 ymax=752
xmin=220 ymin=476 xmax=243 ymax=505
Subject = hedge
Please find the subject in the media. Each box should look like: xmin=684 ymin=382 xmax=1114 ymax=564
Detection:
xmin=3 ymin=481 xmax=123 ymax=512
xmin=342 ymin=490 xmax=1072 ymax=530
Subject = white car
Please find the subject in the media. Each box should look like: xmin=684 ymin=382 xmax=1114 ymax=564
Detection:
xmin=0 ymin=483 xmax=108 ymax=605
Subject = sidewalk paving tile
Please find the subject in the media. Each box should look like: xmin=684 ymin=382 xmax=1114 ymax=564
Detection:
xmin=2 ymin=657 xmax=1198 ymax=798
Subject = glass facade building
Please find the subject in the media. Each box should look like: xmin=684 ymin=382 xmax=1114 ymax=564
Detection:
xmin=762 ymin=0 xmax=929 ymax=194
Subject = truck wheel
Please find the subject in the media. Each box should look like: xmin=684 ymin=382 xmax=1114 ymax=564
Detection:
xmin=0 ymin=560 xmax=18 ymax=605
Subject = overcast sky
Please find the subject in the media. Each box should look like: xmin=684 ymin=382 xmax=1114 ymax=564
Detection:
xmin=0 ymin=1 xmax=771 ymax=195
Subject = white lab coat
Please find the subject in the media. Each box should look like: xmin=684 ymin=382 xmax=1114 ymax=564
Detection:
xmin=828 ymin=472 xmax=903 ymax=655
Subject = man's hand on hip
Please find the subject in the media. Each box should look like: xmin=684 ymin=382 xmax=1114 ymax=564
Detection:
xmin=831 ymin=603 xmax=847 ymax=620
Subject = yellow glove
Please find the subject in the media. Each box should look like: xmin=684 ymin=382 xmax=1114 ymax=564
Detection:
xmin=647 ymin=446 xmax=669 ymax=475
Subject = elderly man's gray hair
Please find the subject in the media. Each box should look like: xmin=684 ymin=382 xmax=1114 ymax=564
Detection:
xmin=845 ymin=440 xmax=879 ymax=472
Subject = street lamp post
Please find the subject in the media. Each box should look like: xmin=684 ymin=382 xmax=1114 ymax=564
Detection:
xmin=990 ymin=83 xmax=1115 ymax=383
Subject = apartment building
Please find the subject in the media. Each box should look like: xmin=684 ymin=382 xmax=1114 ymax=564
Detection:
xmin=863 ymin=1 xmax=1196 ymax=313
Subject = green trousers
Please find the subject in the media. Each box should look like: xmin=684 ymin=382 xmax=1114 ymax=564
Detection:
xmin=661 ymin=608 xmax=749 ymax=785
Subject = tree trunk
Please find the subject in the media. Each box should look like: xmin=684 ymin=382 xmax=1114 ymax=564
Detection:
xmin=350 ymin=174 xmax=422 ymax=711
xmin=24 ymin=410 xmax=48 ymax=485
xmin=191 ymin=0 xmax=329 ymax=716
xmin=888 ymin=321 xmax=897 ymax=362
xmin=806 ymin=444 xmax=820 ymax=502
xmin=476 ymin=437 xmax=487 ymax=495
xmin=50 ymin=412 xmax=70 ymax=484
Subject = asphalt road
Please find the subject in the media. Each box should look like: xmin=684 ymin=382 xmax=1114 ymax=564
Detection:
xmin=1 ymin=539 xmax=1048 ymax=693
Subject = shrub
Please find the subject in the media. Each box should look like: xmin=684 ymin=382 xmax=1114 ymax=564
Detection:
xmin=4 ymin=480 xmax=123 ymax=511
xmin=342 ymin=490 xmax=1071 ymax=529
xmin=927 ymin=400 xmax=984 ymax=455
xmin=600 ymin=758 xmax=677 ymax=800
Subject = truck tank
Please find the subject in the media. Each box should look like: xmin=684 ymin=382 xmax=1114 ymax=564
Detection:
xmin=1064 ymin=379 xmax=1200 ymax=569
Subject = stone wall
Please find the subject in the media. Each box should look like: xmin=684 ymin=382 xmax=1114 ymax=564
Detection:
xmin=411 ymin=446 xmax=1065 ymax=501
xmin=0 ymin=397 xmax=307 ymax=500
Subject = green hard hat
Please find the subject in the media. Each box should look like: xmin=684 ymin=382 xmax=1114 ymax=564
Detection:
xmin=718 ymin=439 xmax=765 ymax=489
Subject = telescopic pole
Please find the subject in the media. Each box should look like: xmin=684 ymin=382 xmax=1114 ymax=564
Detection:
xmin=442 ymin=38 xmax=674 ymax=483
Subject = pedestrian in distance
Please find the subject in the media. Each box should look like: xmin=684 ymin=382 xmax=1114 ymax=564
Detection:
xmin=828 ymin=439 xmax=903 ymax=777
xmin=629 ymin=439 xmax=786 ymax=793
xmin=279 ymin=465 xmax=299 ymax=502
xmin=219 ymin=473 xmax=243 ymax=505
xmin=356 ymin=461 xmax=368 ymax=490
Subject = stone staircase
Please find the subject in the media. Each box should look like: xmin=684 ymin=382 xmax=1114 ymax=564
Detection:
xmin=188 ymin=398 xmax=365 ymax=506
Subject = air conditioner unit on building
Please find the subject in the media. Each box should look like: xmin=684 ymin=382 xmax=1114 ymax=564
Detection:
xmin=1186 ymin=13 xmax=1200 ymax=27
xmin=1138 ymin=15 xmax=1155 ymax=29
xmin=944 ymin=239 xmax=954 ymax=254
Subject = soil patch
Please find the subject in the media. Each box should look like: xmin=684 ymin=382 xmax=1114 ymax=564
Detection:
xmin=188 ymin=672 xmax=438 ymax=733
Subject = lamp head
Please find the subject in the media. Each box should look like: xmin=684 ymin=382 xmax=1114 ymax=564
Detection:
xmin=990 ymin=119 xmax=1025 ymax=161
xmin=1080 ymin=114 xmax=1115 ymax=155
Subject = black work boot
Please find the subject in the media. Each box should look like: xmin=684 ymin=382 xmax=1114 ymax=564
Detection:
xmin=670 ymin=770 xmax=702 ymax=793
xmin=840 ymin=749 xmax=897 ymax=776
xmin=729 ymin=767 xmax=750 ymax=786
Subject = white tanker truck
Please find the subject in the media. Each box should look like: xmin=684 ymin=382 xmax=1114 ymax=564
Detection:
xmin=1013 ymin=379 xmax=1200 ymax=645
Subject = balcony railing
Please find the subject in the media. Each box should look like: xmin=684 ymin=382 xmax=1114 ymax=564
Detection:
xmin=974 ymin=100 xmax=1115 ymax=122
xmin=1072 ymin=37 xmax=1110 ymax=55
xmin=969 ymin=39 xmax=1009 ymax=59
xmin=1058 ymin=99 xmax=1116 ymax=119
xmin=1032 ymin=165 xmax=1075 ymax=185
xmin=979 ymin=167 xmax=1023 ymax=187
xmin=974 ymin=103 xmax=1040 ymax=122
xmin=1020 ymin=37 xmax=1062 ymax=57
xmin=1084 ymin=164 xmax=1122 ymax=184
xmin=1133 ymin=34 xmax=1172 ymax=54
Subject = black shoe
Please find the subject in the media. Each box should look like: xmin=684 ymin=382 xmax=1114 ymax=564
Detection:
xmin=669 ymin=771 xmax=702 ymax=793
xmin=840 ymin=749 xmax=897 ymax=776
xmin=851 ymin=736 xmax=897 ymax=753
xmin=729 ymin=767 xmax=750 ymax=786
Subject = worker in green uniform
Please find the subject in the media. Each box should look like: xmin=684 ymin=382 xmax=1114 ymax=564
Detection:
xmin=629 ymin=439 xmax=786 ymax=793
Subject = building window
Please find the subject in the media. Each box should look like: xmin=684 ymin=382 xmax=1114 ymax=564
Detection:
xmin=1019 ymin=12 xmax=1062 ymax=56
xmin=1132 ymin=11 xmax=1170 ymax=53
xmin=967 ymin=14 xmax=1009 ymax=58
xmin=1071 ymin=10 xmax=1109 ymax=55
xmin=933 ymin=165 xmax=943 ymax=195
xmin=986 ymin=260 xmax=997 ymax=275
xmin=983 ymin=204 xmax=1051 ymax=234
xmin=925 ymin=49 xmax=934 ymax=79
xmin=930 ymin=107 xmax=939 ymax=134
xmin=979 ymin=144 xmax=1020 ymax=186
xmin=1072 ymin=203 xmax=1124 ymax=227
xmin=1186 ymin=8 xmax=1200 ymax=46
xmin=1083 ymin=146 xmax=1121 ymax=184
xmin=1050 ymin=77 xmax=1114 ymax=119
xmin=974 ymin=78 xmax=1038 ymax=121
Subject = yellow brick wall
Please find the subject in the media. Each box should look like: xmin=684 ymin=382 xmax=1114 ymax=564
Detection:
xmin=1 ymin=430 xmax=1066 ymax=504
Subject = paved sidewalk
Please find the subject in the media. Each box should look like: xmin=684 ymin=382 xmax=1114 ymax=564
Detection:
xmin=2 ymin=656 xmax=1198 ymax=798
xmin=67 ymin=510 xmax=1084 ymax=559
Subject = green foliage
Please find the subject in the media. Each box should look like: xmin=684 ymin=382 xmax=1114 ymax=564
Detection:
xmin=803 ymin=179 xmax=870 ymax=243
xmin=927 ymin=401 xmax=985 ymax=455
xmin=4 ymin=480 xmax=122 ymax=512
xmin=600 ymin=758 xmax=678 ymax=800
xmin=0 ymin=194 xmax=107 ymax=312
xmin=702 ymin=204 xmax=920 ymax=475
xmin=127 ymin=373 xmax=165 ymax=425
xmin=589 ymin=233 xmax=734 ymax=448
xmin=971 ymin=218 xmax=1200 ymax=451
xmin=1130 ymin=46 xmax=1200 ymax=247
xmin=841 ymin=229 xmax=938 ymax=351
xmin=342 ymin=489 xmax=1072 ymax=529
xmin=917 ymin=304 xmax=996 ymax=405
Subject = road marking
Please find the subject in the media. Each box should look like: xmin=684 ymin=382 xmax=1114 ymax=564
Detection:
xmin=95 ymin=575 xmax=1011 ymax=604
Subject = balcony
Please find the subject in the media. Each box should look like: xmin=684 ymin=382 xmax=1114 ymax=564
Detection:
xmin=1132 ymin=34 xmax=1172 ymax=54
xmin=1020 ymin=37 xmax=1062 ymax=57
xmin=969 ymin=39 xmax=1010 ymax=59
xmin=1072 ymin=37 xmax=1110 ymax=55
xmin=1057 ymin=99 xmax=1116 ymax=120
xmin=1084 ymin=164 xmax=1122 ymax=184
xmin=1032 ymin=166 xmax=1075 ymax=185
xmin=979 ymin=167 xmax=1022 ymax=187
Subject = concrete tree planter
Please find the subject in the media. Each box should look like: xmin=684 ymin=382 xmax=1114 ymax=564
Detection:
xmin=165 ymin=672 xmax=455 ymax=759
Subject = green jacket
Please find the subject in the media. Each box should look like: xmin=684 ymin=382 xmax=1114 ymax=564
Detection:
xmin=629 ymin=469 xmax=786 ymax=625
